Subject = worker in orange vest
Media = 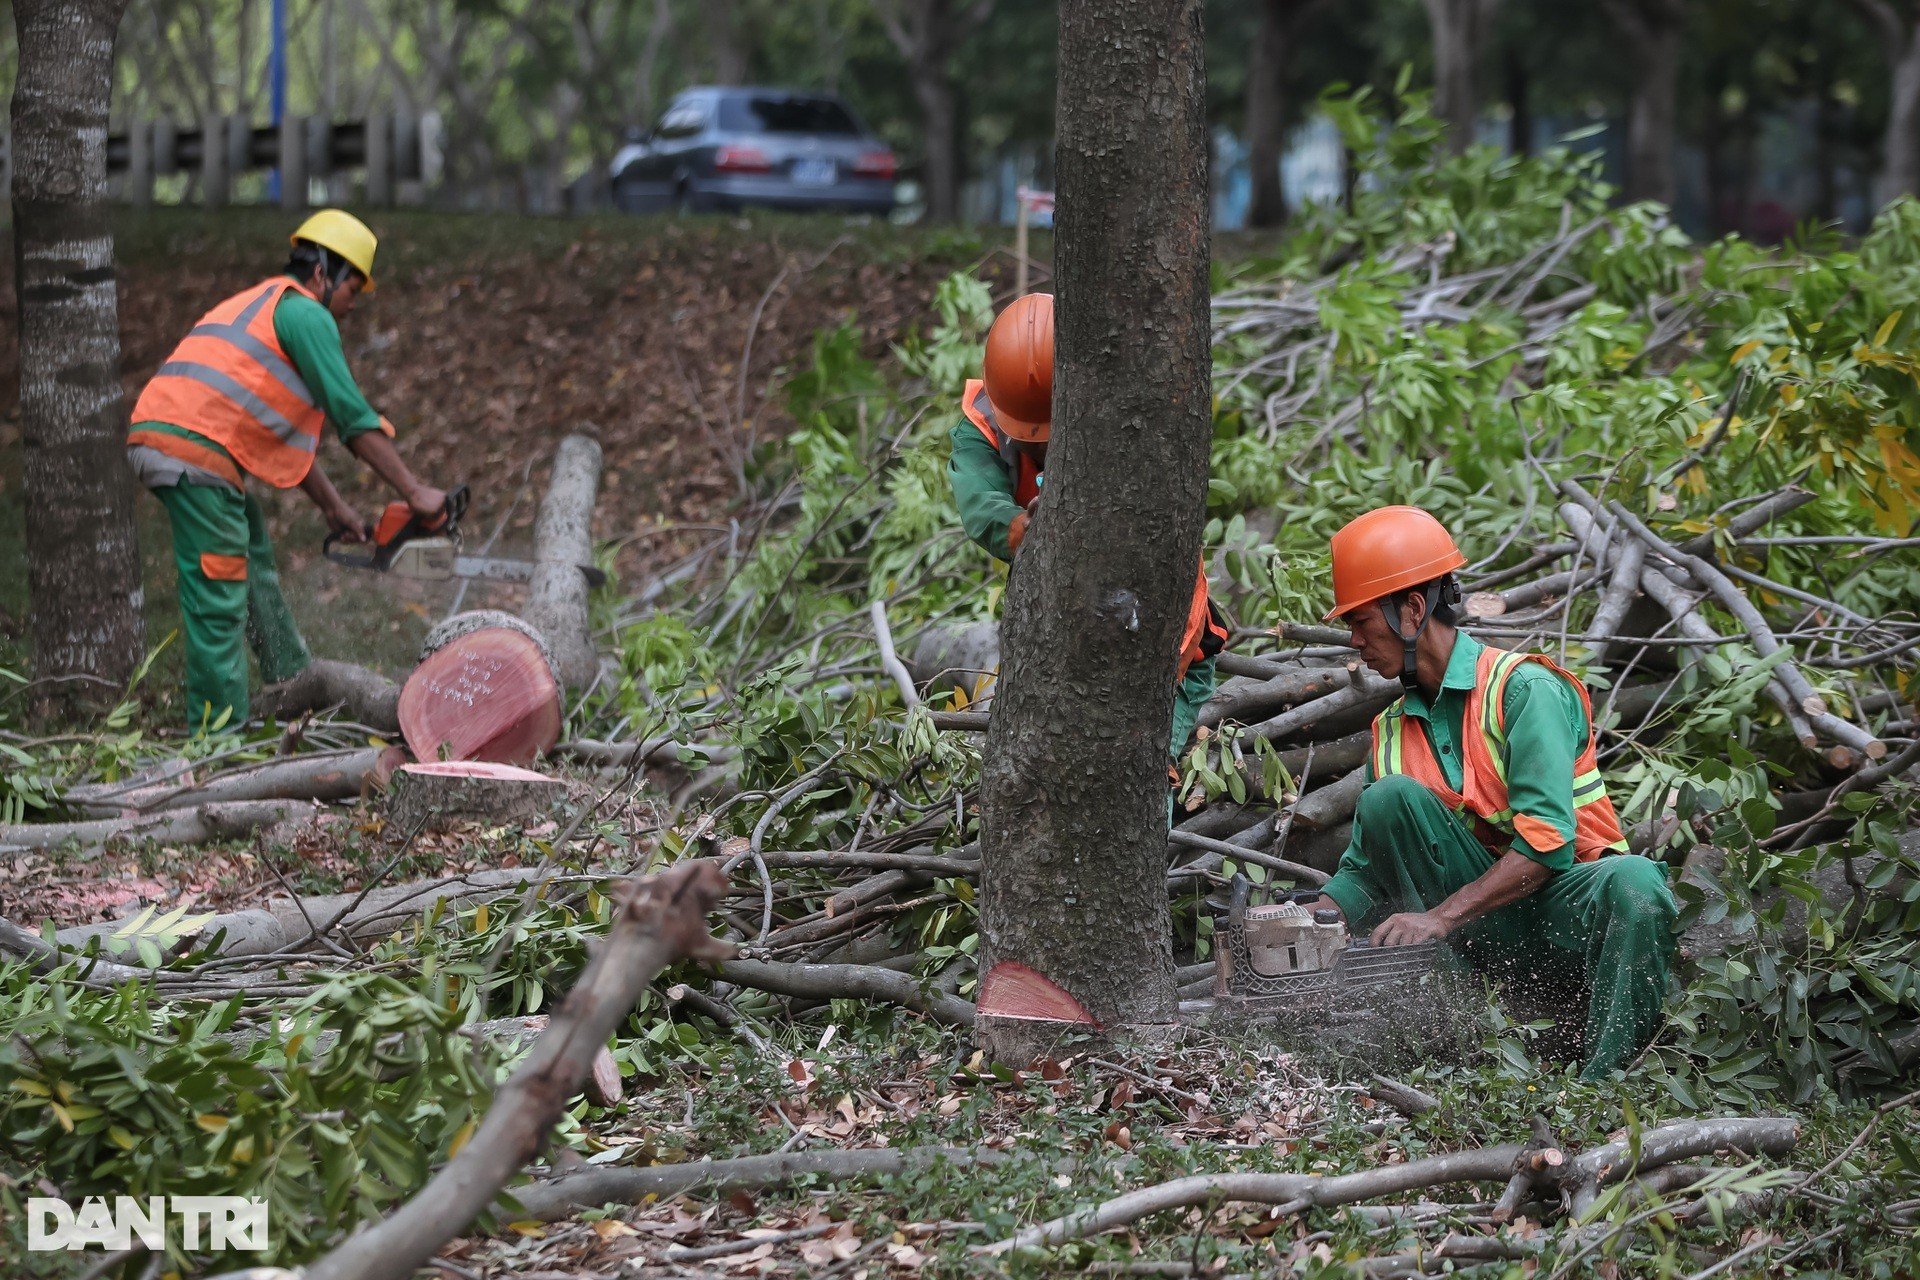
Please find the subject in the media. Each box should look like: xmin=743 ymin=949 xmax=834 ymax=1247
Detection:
xmin=126 ymin=210 xmax=446 ymax=731
xmin=947 ymin=293 xmax=1229 ymax=771
xmin=1305 ymin=506 xmax=1677 ymax=1079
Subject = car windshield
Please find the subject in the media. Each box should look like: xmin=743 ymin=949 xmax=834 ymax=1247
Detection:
xmin=719 ymin=95 xmax=859 ymax=135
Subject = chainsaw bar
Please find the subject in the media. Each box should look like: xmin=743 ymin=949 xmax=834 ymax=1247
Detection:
xmin=371 ymin=538 xmax=605 ymax=588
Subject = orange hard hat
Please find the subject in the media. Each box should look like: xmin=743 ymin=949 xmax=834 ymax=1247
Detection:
xmin=983 ymin=293 xmax=1054 ymax=442
xmin=1324 ymin=506 xmax=1467 ymax=621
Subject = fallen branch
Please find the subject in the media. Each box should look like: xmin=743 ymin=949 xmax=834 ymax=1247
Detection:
xmin=714 ymin=957 xmax=976 ymax=1027
xmin=509 ymin=1146 xmax=1001 ymax=1222
xmin=93 ymin=749 xmax=383 ymax=814
xmin=871 ymin=600 xmax=920 ymax=708
xmin=258 ymin=661 xmax=401 ymax=732
xmin=990 ymin=1117 xmax=1801 ymax=1254
xmin=1 ymin=799 xmax=314 ymax=854
xmin=281 ymin=861 xmax=730 ymax=1280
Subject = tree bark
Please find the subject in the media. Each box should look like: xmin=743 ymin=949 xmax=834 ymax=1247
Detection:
xmin=1601 ymin=0 xmax=1683 ymax=206
xmin=876 ymin=0 xmax=992 ymax=224
xmin=521 ymin=433 xmax=603 ymax=689
xmin=1421 ymin=0 xmax=1499 ymax=153
xmin=10 ymin=0 xmax=145 ymax=697
xmin=704 ymin=0 xmax=750 ymax=83
xmin=976 ymin=0 xmax=1212 ymax=1055
xmin=1850 ymin=0 xmax=1920 ymax=203
xmin=1245 ymin=0 xmax=1316 ymax=229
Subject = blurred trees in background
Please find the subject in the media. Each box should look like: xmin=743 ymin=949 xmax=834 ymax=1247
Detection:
xmin=0 ymin=0 xmax=1904 ymax=232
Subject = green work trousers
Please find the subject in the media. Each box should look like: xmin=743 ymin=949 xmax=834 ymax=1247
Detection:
xmin=153 ymin=482 xmax=311 ymax=731
xmin=1331 ymin=774 xmax=1676 ymax=1080
xmin=1171 ymin=656 xmax=1217 ymax=760
xmin=1167 ymin=656 xmax=1218 ymax=825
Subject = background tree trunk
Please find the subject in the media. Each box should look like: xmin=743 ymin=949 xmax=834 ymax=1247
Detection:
xmin=1245 ymin=0 xmax=1317 ymax=229
xmin=1503 ymin=41 xmax=1531 ymax=156
xmin=704 ymin=0 xmax=749 ymax=83
xmin=1601 ymin=0 xmax=1684 ymax=206
xmin=876 ymin=0 xmax=993 ymax=224
xmin=10 ymin=0 xmax=145 ymax=699
xmin=916 ymin=71 xmax=962 ymax=223
xmin=977 ymin=0 xmax=1212 ymax=1053
xmin=1849 ymin=0 xmax=1920 ymax=204
xmin=1421 ymin=0 xmax=1499 ymax=152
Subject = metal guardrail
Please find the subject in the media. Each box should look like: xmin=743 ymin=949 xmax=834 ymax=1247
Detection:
xmin=97 ymin=113 xmax=438 ymax=208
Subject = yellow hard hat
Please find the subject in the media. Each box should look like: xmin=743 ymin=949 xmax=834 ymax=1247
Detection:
xmin=289 ymin=209 xmax=378 ymax=290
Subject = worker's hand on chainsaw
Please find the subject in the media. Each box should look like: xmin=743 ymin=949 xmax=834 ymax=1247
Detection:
xmin=326 ymin=507 xmax=371 ymax=544
xmin=1370 ymin=910 xmax=1450 ymax=947
xmin=408 ymin=484 xmax=449 ymax=522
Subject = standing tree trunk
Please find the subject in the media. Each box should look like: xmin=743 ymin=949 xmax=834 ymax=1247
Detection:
xmin=1849 ymin=0 xmax=1920 ymax=204
xmin=1421 ymin=0 xmax=1500 ymax=152
xmin=705 ymin=0 xmax=750 ymax=83
xmin=1600 ymin=0 xmax=1685 ymax=206
xmin=977 ymin=0 xmax=1213 ymax=1058
xmin=1245 ymin=0 xmax=1316 ymax=228
xmin=1503 ymin=41 xmax=1531 ymax=156
xmin=876 ymin=0 xmax=994 ymax=223
xmin=11 ymin=0 xmax=145 ymax=698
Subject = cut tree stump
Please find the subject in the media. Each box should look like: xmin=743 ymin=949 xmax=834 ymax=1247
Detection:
xmin=398 ymin=610 xmax=562 ymax=766
xmin=386 ymin=761 xmax=571 ymax=832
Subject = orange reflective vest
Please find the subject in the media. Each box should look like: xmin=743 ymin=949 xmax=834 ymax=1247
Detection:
xmin=961 ymin=379 xmax=1228 ymax=681
xmin=129 ymin=278 xmax=327 ymax=489
xmin=1368 ymin=644 xmax=1630 ymax=861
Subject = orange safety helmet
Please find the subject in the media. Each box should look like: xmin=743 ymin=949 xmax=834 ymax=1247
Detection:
xmin=1324 ymin=506 xmax=1467 ymax=621
xmin=982 ymin=293 xmax=1054 ymax=442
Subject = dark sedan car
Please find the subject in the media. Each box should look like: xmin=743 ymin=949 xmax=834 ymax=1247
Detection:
xmin=611 ymin=87 xmax=898 ymax=216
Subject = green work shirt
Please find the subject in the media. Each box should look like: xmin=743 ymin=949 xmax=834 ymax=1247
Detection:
xmin=1322 ymin=631 xmax=1591 ymax=912
xmin=948 ymin=420 xmax=1025 ymax=561
xmin=130 ymin=275 xmax=388 ymax=475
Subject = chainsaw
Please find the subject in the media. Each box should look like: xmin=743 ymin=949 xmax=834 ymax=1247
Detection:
xmin=1212 ymin=874 xmax=1444 ymax=1012
xmin=323 ymin=484 xmax=605 ymax=587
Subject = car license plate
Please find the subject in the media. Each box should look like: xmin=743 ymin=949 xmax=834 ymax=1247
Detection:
xmin=791 ymin=159 xmax=836 ymax=186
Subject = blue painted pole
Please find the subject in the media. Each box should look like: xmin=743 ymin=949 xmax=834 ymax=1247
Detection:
xmin=268 ymin=0 xmax=288 ymax=201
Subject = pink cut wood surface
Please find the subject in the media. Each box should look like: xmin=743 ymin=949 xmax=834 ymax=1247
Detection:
xmin=977 ymin=961 xmax=1098 ymax=1025
xmin=397 ymin=627 xmax=563 ymax=766
xmin=398 ymin=761 xmax=555 ymax=783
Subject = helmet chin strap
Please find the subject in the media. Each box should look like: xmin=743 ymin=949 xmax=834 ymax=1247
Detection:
xmin=1378 ymin=581 xmax=1445 ymax=697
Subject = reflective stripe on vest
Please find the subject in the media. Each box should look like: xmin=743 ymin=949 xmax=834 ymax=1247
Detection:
xmin=958 ymin=378 xmax=1227 ymax=681
xmin=129 ymin=279 xmax=326 ymax=489
xmin=1367 ymin=643 xmax=1631 ymax=861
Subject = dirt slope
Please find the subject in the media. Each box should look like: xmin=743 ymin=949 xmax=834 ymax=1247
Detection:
xmin=0 ymin=209 xmax=1014 ymax=676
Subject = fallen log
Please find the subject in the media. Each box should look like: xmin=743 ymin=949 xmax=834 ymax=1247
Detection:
xmin=713 ymin=957 xmax=976 ymax=1028
xmin=905 ymin=620 xmax=1000 ymax=699
xmin=52 ymin=866 xmax=570 ymax=959
xmin=386 ymin=761 xmax=572 ymax=832
xmin=258 ymin=660 xmax=401 ymax=732
xmin=1244 ymin=666 xmax=1399 ymax=745
xmin=282 ymin=862 xmax=729 ymax=1280
xmin=398 ymin=611 xmax=563 ymax=766
xmin=1200 ymin=665 xmax=1352 ymax=731
xmin=521 ymin=433 xmax=605 ymax=691
xmin=0 ymin=799 xmax=313 ymax=854
xmin=78 ymin=749 xmax=381 ymax=815
xmin=509 ymin=1146 xmax=1002 ymax=1223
